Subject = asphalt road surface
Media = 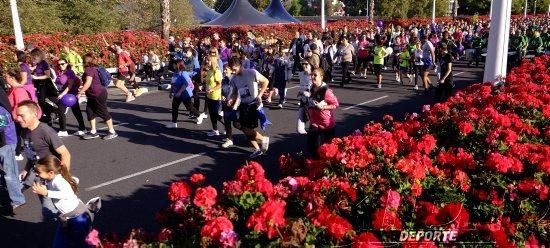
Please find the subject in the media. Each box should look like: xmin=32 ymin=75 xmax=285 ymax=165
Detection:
xmin=0 ymin=61 xmax=484 ymax=247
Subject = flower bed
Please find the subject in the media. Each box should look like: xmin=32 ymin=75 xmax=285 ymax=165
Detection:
xmin=1 ymin=14 xmax=545 ymax=68
xmin=90 ymin=54 xmax=549 ymax=247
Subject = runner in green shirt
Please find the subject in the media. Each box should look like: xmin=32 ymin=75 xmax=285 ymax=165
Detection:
xmin=373 ymin=39 xmax=387 ymax=88
xmin=63 ymin=46 xmax=84 ymax=75
xmin=399 ymin=47 xmax=411 ymax=85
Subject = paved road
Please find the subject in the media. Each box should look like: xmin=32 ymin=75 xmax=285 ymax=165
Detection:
xmin=0 ymin=61 xmax=484 ymax=247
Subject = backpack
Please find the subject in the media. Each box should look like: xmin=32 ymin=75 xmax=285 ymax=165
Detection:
xmin=319 ymin=53 xmax=331 ymax=72
xmin=96 ymin=67 xmax=112 ymax=87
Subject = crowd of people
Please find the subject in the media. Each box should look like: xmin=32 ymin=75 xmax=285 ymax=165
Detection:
xmin=0 ymin=15 xmax=548 ymax=247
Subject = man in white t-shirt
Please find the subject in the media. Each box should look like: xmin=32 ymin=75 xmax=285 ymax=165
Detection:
xmin=227 ymin=57 xmax=271 ymax=159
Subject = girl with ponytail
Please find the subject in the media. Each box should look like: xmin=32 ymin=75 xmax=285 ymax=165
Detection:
xmin=32 ymin=155 xmax=92 ymax=248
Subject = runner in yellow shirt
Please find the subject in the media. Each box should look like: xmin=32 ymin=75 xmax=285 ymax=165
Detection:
xmin=205 ymin=55 xmax=223 ymax=137
xmin=399 ymin=47 xmax=411 ymax=85
xmin=373 ymin=39 xmax=388 ymax=88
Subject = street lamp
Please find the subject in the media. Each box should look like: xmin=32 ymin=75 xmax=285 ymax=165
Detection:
xmin=524 ymin=0 xmax=528 ymax=18
xmin=432 ymin=0 xmax=436 ymax=23
xmin=534 ymin=0 xmax=537 ymax=14
xmin=321 ymin=0 xmax=326 ymax=31
xmin=483 ymin=0 xmax=512 ymax=85
xmin=9 ymin=0 xmax=25 ymax=50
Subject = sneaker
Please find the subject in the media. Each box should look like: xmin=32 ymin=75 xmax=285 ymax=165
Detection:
xmin=350 ymin=71 xmax=356 ymax=76
xmin=15 ymin=154 xmax=24 ymax=161
xmin=218 ymin=111 xmax=224 ymax=117
xmin=377 ymin=84 xmax=382 ymax=89
xmin=414 ymin=85 xmax=419 ymax=90
xmin=103 ymin=132 xmax=118 ymax=140
xmin=207 ymin=130 xmax=220 ymax=137
xmin=249 ymin=149 xmax=263 ymax=159
xmin=166 ymin=122 xmax=178 ymax=128
xmin=221 ymin=139 xmax=233 ymax=148
xmin=64 ymin=107 xmax=70 ymax=115
xmin=260 ymin=136 xmax=270 ymax=152
xmin=196 ymin=113 xmax=207 ymax=124
xmin=72 ymin=130 xmax=87 ymax=136
xmin=277 ymin=104 xmax=283 ymax=109
xmin=126 ymin=94 xmax=136 ymax=102
xmin=82 ymin=133 xmax=100 ymax=140
xmin=134 ymin=88 xmax=143 ymax=97
xmin=57 ymin=131 xmax=69 ymax=137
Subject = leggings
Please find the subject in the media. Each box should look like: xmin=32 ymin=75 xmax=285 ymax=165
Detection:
xmin=206 ymin=98 xmax=222 ymax=130
xmin=307 ymin=126 xmax=335 ymax=159
xmin=172 ymin=97 xmax=200 ymax=123
xmin=58 ymin=100 xmax=86 ymax=132
xmin=222 ymin=106 xmax=234 ymax=140
xmin=341 ymin=61 xmax=352 ymax=85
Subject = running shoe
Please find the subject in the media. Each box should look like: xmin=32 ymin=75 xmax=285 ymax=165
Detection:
xmin=72 ymin=130 xmax=87 ymax=136
xmin=82 ymin=133 xmax=100 ymax=140
xmin=126 ymin=94 xmax=136 ymax=102
xmin=414 ymin=85 xmax=419 ymax=90
xmin=166 ymin=122 xmax=178 ymax=128
xmin=377 ymin=84 xmax=382 ymax=89
xmin=207 ymin=130 xmax=220 ymax=137
xmin=57 ymin=131 xmax=69 ymax=137
xmin=196 ymin=113 xmax=207 ymax=124
xmin=249 ymin=149 xmax=263 ymax=159
xmin=134 ymin=88 xmax=143 ymax=97
xmin=277 ymin=104 xmax=283 ymax=109
xmin=221 ymin=139 xmax=233 ymax=148
xmin=15 ymin=154 xmax=24 ymax=161
xmin=261 ymin=136 xmax=270 ymax=152
xmin=103 ymin=132 xmax=118 ymax=140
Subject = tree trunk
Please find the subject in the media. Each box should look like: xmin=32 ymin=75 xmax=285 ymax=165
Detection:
xmin=369 ymin=0 xmax=374 ymax=21
xmin=161 ymin=0 xmax=170 ymax=41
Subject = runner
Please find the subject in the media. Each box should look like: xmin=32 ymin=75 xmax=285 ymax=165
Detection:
xmin=373 ymin=38 xmax=388 ymax=89
xmin=55 ymin=59 xmax=86 ymax=137
xmin=204 ymin=55 xmax=223 ymax=136
xmin=226 ymin=57 xmax=270 ymax=159
xmin=103 ymin=39 xmax=137 ymax=102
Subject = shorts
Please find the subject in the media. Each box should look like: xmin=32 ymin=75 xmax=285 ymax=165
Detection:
xmin=357 ymin=57 xmax=369 ymax=68
xmin=422 ymin=65 xmax=432 ymax=71
xmin=86 ymin=90 xmax=111 ymax=121
xmin=116 ymin=71 xmax=129 ymax=81
xmin=399 ymin=66 xmax=409 ymax=73
xmin=237 ymin=103 xmax=259 ymax=129
xmin=367 ymin=55 xmax=374 ymax=62
xmin=373 ymin=64 xmax=382 ymax=76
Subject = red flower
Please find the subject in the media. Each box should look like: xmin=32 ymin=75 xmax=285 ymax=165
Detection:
xmin=486 ymin=153 xmax=523 ymax=173
xmin=353 ymin=232 xmax=382 ymax=248
xmin=458 ymin=121 xmax=474 ymax=135
xmin=168 ymin=181 xmax=192 ymax=202
xmin=411 ymin=183 xmax=422 ymax=197
xmin=246 ymin=200 xmax=286 ymax=239
xmin=325 ymin=214 xmax=353 ymax=240
xmin=436 ymin=203 xmax=469 ymax=230
xmin=157 ymin=228 xmax=172 ymax=242
xmin=371 ymin=209 xmax=402 ymax=231
xmin=379 ymin=189 xmax=401 ymax=210
xmin=201 ymin=217 xmax=234 ymax=241
xmin=415 ymin=201 xmax=439 ymax=226
xmin=190 ymin=173 xmax=206 ymax=185
xmin=193 ymin=186 xmax=217 ymax=209
xmin=319 ymin=143 xmax=339 ymax=159
xmin=235 ymin=161 xmax=265 ymax=183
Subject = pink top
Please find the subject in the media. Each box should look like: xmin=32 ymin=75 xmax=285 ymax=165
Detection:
xmin=307 ymin=88 xmax=339 ymax=130
xmin=8 ymin=87 xmax=38 ymax=119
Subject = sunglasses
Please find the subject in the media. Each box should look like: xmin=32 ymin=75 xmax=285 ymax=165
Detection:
xmin=311 ymin=74 xmax=320 ymax=77
xmin=59 ymin=63 xmax=67 ymax=66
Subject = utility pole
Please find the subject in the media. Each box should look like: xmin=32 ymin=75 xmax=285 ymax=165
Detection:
xmin=9 ymin=0 xmax=24 ymax=50
xmin=534 ymin=0 xmax=537 ymax=14
xmin=161 ymin=0 xmax=171 ymax=41
xmin=489 ymin=0 xmax=493 ymax=18
xmin=483 ymin=0 xmax=512 ymax=85
xmin=524 ymin=0 xmax=528 ymax=18
xmin=321 ymin=0 xmax=326 ymax=31
xmin=369 ymin=0 xmax=374 ymax=21
xmin=432 ymin=0 xmax=436 ymax=23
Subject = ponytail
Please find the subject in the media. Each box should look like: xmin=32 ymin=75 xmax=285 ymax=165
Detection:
xmin=36 ymin=155 xmax=78 ymax=193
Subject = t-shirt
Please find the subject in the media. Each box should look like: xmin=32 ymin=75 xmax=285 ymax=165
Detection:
xmin=400 ymin=50 xmax=411 ymax=67
xmin=340 ymin=44 xmax=355 ymax=62
xmin=0 ymin=106 xmax=17 ymax=146
xmin=65 ymin=51 xmax=84 ymax=75
xmin=373 ymin=46 xmax=386 ymax=65
xmin=20 ymin=63 xmax=33 ymax=85
xmin=230 ymin=69 xmax=262 ymax=105
xmin=117 ymin=51 xmax=134 ymax=73
xmin=422 ymin=41 xmax=434 ymax=66
xmin=34 ymin=60 xmax=50 ymax=76
xmin=29 ymin=123 xmax=63 ymax=160
xmin=82 ymin=67 xmax=107 ymax=99
xmin=206 ymin=69 xmax=222 ymax=100
xmin=357 ymin=40 xmax=370 ymax=58
xmin=171 ymin=71 xmax=194 ymax=99
xmin=439 ymin=53 xmax=453 ymax=83
xmin=56 ymin=69 xmax=81 ymax=94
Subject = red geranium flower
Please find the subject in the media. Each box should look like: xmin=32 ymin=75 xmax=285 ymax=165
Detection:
xmin=319 ymin=143 xmax=339 ymax=160
xmin=194 ymin=186 xmax=217 ymax=209
xmin=201 ymin=216 xmax=234 ymax=241
xmin=436 ymin=203 xmax=469 ymax=231
xmin=371 ymin=209 xmax=402 ymax=231
xmin=325 ymin=214 xmax=353 ymax=240
xmin=168 ymin=181 xmax=192 ymax=202
xmin=352 ymin=232 xmax=383 ymax=248
xmin=246 ymin=200 xmax=286 ymax=239
xmin=190 ymin=173 xmax=206 ymax=185
xmin=379 ymin=189 xmax=401 ymax=210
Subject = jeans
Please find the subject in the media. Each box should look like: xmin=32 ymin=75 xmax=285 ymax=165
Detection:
xmin=53 ymin=213 xmax=92 ymax=248
xmin=0 ymin=144 xmax=25 ymax=205
xmin=341 ymin=61 xmax=352 ymax=86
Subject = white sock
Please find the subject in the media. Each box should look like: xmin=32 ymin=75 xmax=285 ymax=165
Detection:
xmin=90 ymin=130 xmax=97 ymax=134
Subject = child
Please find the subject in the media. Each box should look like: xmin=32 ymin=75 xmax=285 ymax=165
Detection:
xmin=31 ymin=155 xmax=91 ymax=248
xmin=271 ymin=49 xmax=290 ymax=108
xmin=297 ymin=61 xmax=312 ymax=134
xmin=398 ymin=44 xmax=412 ymax=85
xmin=373 ymin=39 xmax=387 ymax=89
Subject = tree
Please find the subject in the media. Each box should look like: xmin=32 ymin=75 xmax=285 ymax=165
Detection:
xmin=214 ymin=0 xmax=233 ymax=13
xmin=249 ymin=0 xmax=270 ymax=11
xmin=286 ymin=0 xmax=302 ymax=16
xmin=203 ymin=0 xmax=216 ymax=8
xmin=161 ymin=0 xmax=170 ymax=40
xmin=343 ymin=0 xmax=369 ymax=16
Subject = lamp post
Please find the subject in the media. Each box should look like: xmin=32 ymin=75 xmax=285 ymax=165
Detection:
xmin=432 ymin=0 xmax=436 ymax=23
xmin=483 ymin=0 xmax=512 ymax=85
xmin=523 ymin=0 xmax=527 ymax=18
xmin=489 ymin=0 xmax=494 ymax=18
xmin=534 ymin=0 xmax=537 ymax=14
xmin=9 ymin=0 xmax=24 ymax=50
xmin=321 ymin=0 xmax=326 ymax=31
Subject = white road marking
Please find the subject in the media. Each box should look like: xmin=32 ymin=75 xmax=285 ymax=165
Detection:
xmin=344 ymin=95 xmax=389 ymax=111
xmin=85 ymin=153 xmax=206 ymax=191
xmin=287 ymin=85 xmax=300 ymax=90
xmin=454 ymin=72 xmax=465 ymax=76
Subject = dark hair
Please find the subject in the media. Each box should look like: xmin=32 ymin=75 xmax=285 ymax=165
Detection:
xmin=83 ymin=52 xmax=98 ymax=67
xmin=228 ymin=56 xmax=242 ymax=67
xmin=36 ymin=155 xmax=78 ymax=193
xmin=16 ymin=51 xmax=27 ymax=63
xmin=309 ymin=43 xmax=318 ymax=51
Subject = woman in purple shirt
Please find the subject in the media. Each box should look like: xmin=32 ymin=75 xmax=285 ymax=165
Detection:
xmin=55 ymin=59 xmax=86 ymax=137
xmin=15 ymin=51 xmax=37 ymax=102
xmin=30 ymin=48 xmax=58 ymax=125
